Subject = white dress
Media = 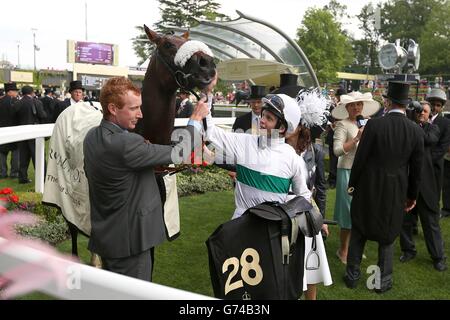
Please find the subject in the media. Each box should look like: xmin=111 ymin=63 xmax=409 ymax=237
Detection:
xmin=295 ymin=152 xmax=333 ymax=290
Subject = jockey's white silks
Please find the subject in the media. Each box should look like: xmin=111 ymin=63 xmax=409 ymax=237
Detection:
xmin=174 ymin=40 xmax=214 ymax=68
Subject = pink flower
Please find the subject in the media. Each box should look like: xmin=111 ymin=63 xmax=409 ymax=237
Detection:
xmin=0 ymin=206 xmax=7 ymax=215
xmin=0 ymin=212 xmax=79 ymax=299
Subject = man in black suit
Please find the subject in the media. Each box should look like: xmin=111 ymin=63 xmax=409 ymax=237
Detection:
xmin=0 ymin=82 xmax=20 ymax=178
xmin=39 ymin=88 xmax=56 ymax=123
xmin=83 ymin=77 xmax=208 ymax=281
xmin=175 ymin=90 xmax=194 ymax=118
xmin=399 ymin=101 xmax=446 ymax=271
xmin=344 ymin=81 xmax=424 ymax=293
xmin=426 ymin=89 xmax=450 ymax=218
xmin=232 ymin=85 xmax=266 ymax=134
xmin=53 ymin=80 xmax=85 ymax=121
xmin=14 ymin=86 xmax=47 ymax=184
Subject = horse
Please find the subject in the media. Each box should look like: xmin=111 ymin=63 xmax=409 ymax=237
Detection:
xmin=64 ymin=26 xmax=216 ymax=257
xmin=135 ymin=25 xmax=216 ymax=145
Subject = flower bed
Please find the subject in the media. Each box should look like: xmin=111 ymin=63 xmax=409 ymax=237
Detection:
xmin=0 ymin=188 xmax=69 ymax=245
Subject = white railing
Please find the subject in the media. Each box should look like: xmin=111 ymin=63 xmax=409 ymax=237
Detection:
xmin=0 ymin=124 xmax=54 ymax=194
xmin=0 ymin=237 xmax=213 ymax=300
xmin=0 ymin=118 xmax=235 ymax=193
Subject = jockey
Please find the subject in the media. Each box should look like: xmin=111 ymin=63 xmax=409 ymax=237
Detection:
xmin=201 ymin=83 xmax=311 ymax=219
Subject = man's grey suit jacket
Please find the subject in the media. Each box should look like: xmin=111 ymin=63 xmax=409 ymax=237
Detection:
xmin=84 ymin=119 xmax=200 ymax=258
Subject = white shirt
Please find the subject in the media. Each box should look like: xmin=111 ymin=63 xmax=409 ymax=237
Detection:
xmin=70 ymin=98 xmax=81 ymax=106
xmin=205 ymin=110 xmax=311 ymax=219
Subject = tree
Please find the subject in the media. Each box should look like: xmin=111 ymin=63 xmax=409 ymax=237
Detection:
xmin=419 ymin=1 xmax=450 ymax=76
xmin=296 ymin=7 xmax=353 ymax=84
xmin=132 ymin=0 xmax=228 ymax=65
xmin=324 ymin=0 xmax=349 ymax=22
xmin=379 ymin=0 xmax=445 ymax=42
xmin=354 ymin=3 xmax=382 ymax=73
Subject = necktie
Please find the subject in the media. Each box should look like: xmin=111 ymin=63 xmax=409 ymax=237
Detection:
xmin=252 ymin=117 xmax=260 ymax=135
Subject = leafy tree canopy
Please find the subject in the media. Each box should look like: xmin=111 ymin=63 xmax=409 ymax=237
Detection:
xmin=296 ymin=7 xmax=353 ymax=84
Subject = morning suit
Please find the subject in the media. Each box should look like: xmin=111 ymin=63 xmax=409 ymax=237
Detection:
xmin=0 ymin=95 xmax=19 ymax=177
xmin=232 ymin=111 xmax=252 ymax=133
xmin=400 ymin=122 xmax=444 ymax=261
xmin=39 ymin=95 xmax=56 ymax=123
xmin=14 ymin=96 xmax=47 ymax=182
xmin=346 ymin=111 xmax=424 ymax=289
xmin=53 ymin=98 xmax=71 ymax=122
xmin=430 ymin=114 xmax=450 ymax=194
xmin=83 ymin=119 xmax=201 ymax=280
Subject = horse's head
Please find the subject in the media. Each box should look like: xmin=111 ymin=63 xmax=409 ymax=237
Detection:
xmin=144 ymin=25 xmax=216 ymax=91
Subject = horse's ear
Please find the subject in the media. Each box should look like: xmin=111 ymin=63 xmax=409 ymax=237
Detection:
xmin=182 ymin=31 xmax=190 ymax=39
xmin=144 ymin=24 xmax=161 ymax=44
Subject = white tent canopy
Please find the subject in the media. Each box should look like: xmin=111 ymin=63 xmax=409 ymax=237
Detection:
xmin=162 ymin=10 xmax=319 ymax=88
xmin=217 ymin=58 xmax=296 ymax=86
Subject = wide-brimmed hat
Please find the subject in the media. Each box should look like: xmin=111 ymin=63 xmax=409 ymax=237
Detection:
xmin=4 ymin=82 xmax=18 ymax=92
xmin=382 ymin=81 xmax=411 ymax=106
xmin=69 ymin=80 xmax=84 ymax=93
xmin=332 ymin=91 xmax=380 ymax=120
xmin=249 ymin=85 xmax=266 ymax=100
xmin=271 ymin=73 xmax=305 ymax=98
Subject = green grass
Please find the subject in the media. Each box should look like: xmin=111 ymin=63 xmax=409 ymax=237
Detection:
xmin=5 ymin=151 xmax=449 ymax=300
xmin=14 ymin=189 xmax=450 ymax=300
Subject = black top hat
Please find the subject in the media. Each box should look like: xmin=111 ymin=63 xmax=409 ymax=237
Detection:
xmin=383 ymin=81 xmax=411 ymax=106
xmin=4 ymin=82 xmax=18 ymax=92
xmin=21 ymin=86 xmax=34 ymax=95
xmin=279 ymin=74 xmax=298 ymax=88
xmin=69 ymin=80 xmax=84 ymax=92
xmin=336 ymin=87 xmax=346 ymax=96
xmin=249 ymin=85 xmax=266 ymax=100
xmin=44 ymin=88 xmax=53 ymax=95
xmin=271 ymin=73 xmax=305 ymax=98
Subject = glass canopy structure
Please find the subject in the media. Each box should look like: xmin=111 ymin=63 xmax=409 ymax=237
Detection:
xmin=163 ymin=10 xmax=319 ymax=88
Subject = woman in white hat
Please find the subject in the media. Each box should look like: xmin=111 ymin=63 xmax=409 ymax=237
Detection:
xmin=331 ymin=91 xmax=380 ymax=264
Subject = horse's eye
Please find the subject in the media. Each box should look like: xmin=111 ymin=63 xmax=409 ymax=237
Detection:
xmin=163 ymin=42 xmax=174 ymax=49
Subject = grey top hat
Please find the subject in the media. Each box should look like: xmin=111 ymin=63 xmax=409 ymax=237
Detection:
xmin=426 ymin=88 xmax=447 ymax=103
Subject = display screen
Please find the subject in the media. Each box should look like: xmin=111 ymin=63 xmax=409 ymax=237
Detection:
xmin=75 ymin=41 xmax=114 ymax=65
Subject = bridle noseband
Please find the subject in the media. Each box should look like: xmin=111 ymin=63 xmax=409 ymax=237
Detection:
xmin=155 ymin=49 xmax=199 ymax=99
